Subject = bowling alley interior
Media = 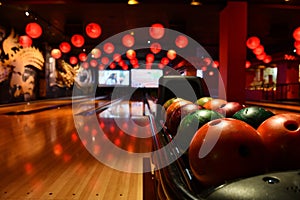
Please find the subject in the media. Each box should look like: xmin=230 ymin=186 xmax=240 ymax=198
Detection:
xmin=1 ymin=0 xmax=300 ymax=199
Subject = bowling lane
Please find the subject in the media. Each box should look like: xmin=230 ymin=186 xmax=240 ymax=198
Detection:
xmin=0 ymin=96 xmax=109 ymax=115
xmin=245 ymin=101 xmax=300 ymax=115
xmin=0 ymin=98 xmax=153 ymax=199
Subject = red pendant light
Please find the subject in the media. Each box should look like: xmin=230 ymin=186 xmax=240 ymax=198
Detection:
xmin=167 ymin=50 xmax=177 ymax=60
xmin=25 ymin=22 xmax=42 ymax=38
xmin=79 ymin=52 xmax=87 ymax=62
xmin=158 ymin=63 xmax=164 ymax=69
xmin=90 ymin=59 xmax=98 ymax=67
xmin=161 ymin=57 xmax=169 ymax=65
xmin=263 ymin=55 xmax=272 ymax=64
xmin=246 ymin=36 xmax=260 ymax=49
xmin=113 ymin=53 xmax=122 ymax=62
xmin=82 ymin=62 xmax=89 ymax=69
xmin=256 ymin=52 xmax=266 ymax=60
xmin=245 ymin=61 xmax=251 ymax=68
xmin=71 ymin=34 xmax=85 ymax=48
xmin=212 ymin=61 xmax=219 ymax=68
xmin=126 ymin=49 xmax=136 ymax=60
xmin=175 ymin=35 xmax=188 ymax=48
xmin=122 ymin=64 xmax=129 ymax=70
xmin=101 ymin=56 xmax=109 ymax=65
xmin=203 ymin=57 xmax=211 ymax=66
xmin=122 ymin=34 xmax=135 ymax=48
xmin=59 ymin=42 xmax=71 ymax=53
xmin=91 ymin=48 xmax=101 ymax=58
xmin=98 ymin=64 xmax=105 ymax=70
xmin=150 ymin=42 xmax=161 ymax=54
xmin=293 ymin=27 xmax=300 ymax=41
xmin=119 ymin=60 xmax=126 ymax=68
xmin=253 ymin=45 xmax=264 ymax=55
xmin=132 ymin=64 xmax=139 ymax=68
xmin=85 ymin=22 xmax=102 ymax=39
xmin=294 ymin=41 xmax=300 ymax=49
xmin=149 ymin=23 xmax=165 ymax=39
xmin=146 ymin=53 xmax=155 ymax=63
xmin=19 ymin=35 xmax=32 ymax=48
xmin=103 ymin=42 xmax=115 ymax=54
xmin=109 ymin=62 xmax=116 ymax=69
xmin=69 ymin=56 xmax=78 ymax=65
xmin=51 ymin=49 xmax=62 ymax=59
xmin=130 ymin=58 xmax=138 ymax=65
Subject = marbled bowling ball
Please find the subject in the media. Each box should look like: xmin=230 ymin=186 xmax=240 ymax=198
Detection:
xmin=232 ymin=106 xmax=274 ymax=129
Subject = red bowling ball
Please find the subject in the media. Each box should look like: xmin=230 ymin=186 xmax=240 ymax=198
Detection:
xmin=165 ymin=99 xmax=193 ymax=132
xmin=167 ymin=103 xmax=200 ymax=134
xmin=257 ymin=113 xmax=300 ymax=172
xmin=161 ymin=97 xmax=183 ymax=121
xmin=215 ymin=101 xmax=245 ymax=117
xmin=189 ymin=118 xmax=267 ymax=187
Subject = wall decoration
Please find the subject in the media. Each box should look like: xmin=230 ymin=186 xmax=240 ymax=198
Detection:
xmin=0 ymin=28 xmax=44 ymax=101
xmin=0 ymin=26 xmax=6 ymax=43
xmin=55 ymin=60 xmax=80 ymax=88
xmin=9 ymin=46 xmax=44 ymax=99
xmin=75 ymin=67 xmax=95 ymax=89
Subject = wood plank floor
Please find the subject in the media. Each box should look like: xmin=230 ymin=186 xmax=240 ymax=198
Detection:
xmin=0 ymin=100 xmax=152 ymax=199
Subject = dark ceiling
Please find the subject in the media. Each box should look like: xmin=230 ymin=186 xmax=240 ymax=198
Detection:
xmin=1 ymin=0 xmax=300 ymax=61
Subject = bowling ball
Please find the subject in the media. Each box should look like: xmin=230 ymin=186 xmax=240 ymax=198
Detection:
xmin=176 ymin=109 xmax=224 ymax=156
xmin=257 ymin=113 xmax=300 ymax=171
xmin=232 ymin=106 xmax=274 ymax=129
xmin=165 ymin=99 xmax=193 ymax=132
xmin=215 ymin=101 xmax=245 ymax=117
xmin=195 ymin=97 xmax=213 ymax=107
xmin=203 ymin=98 xmax=227 ymax=110
xmin=189 ymin=118 xmax=267 ymax=187
xmin=167 ymin=103 xmax=201 ymax=135
xmin=161 ymin=97 xmax=183 ymax=121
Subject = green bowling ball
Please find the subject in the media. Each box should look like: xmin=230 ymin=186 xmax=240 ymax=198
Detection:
xmin=232 ymin=106 xmax=274 ymax=129
xmin=176 ymin=109 xmax=224 ymax=158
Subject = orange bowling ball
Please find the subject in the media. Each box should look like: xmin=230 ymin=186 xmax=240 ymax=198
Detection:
xmin=203 ymin=98 xmax=227 ymax=110
xmin=161 ymin=97 xmax=183 ymax=119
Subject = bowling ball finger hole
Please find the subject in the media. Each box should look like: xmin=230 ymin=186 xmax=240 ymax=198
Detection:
xmin=219 ymin=104 xmax=226 ymax=108
xmin=262 ymin=176 xmax=280 ymax=184
xmin=284 ymin=120 xmax=298 ymax=131
xmin=238 ymin=144 xmax=250 ymax=157
xmin=209 ymin=119 xmax=221 ymax=126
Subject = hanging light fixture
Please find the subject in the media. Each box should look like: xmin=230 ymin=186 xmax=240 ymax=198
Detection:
xmin=25 ymin=22 xmax=43 ymax=38
xmin=191 ymin=0 xmax=201 ymax=6
xmin=128 ymin=0 xmax=139 ymax=5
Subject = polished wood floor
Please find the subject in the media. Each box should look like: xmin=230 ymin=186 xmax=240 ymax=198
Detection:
xmin=0 ymin=99 xmax=153 ymax=200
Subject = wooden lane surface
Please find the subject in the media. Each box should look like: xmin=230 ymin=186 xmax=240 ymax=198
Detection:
xmin=245 ymin=101 xmax=300 ymax=115
xmin=0 ymin=101 xmax=152 ymax=199
xmin=0 ymin=97 xmax=103 ymax=115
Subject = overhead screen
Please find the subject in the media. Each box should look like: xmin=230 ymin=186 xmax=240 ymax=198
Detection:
xmin=98 ymin=70 xmax=130 ymax=86
xmin=131 ymin=69 xmax=163 ymax=88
